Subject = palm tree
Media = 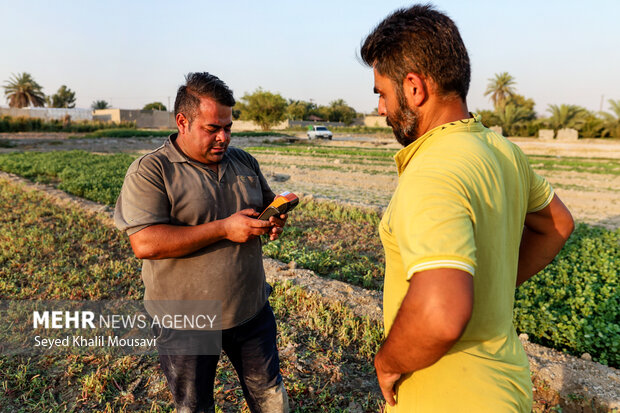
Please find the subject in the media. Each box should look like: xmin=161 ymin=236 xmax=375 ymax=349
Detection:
xmin=48 ymin=85 xmax=76 ymax=108
xmin=495 ymin=104 xmax=532 ymax=136
xmin=608 ymin=99 xmax=620 ymax=119
xmin=600 ymin=99 xmax=620 ymax=138
xmin=3 ymin=72 xmax=46 ymax=108
xmin=484 ymin=72 xmax=516 ymax=109
xmin=546 ymin=104 xmax=588 ymax=131
xmin=91 ymin=100 xmax=110 ymax=110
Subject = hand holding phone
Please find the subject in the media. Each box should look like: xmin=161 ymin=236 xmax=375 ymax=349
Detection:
xmin=258 ymin=191 xmax=299 ymax=220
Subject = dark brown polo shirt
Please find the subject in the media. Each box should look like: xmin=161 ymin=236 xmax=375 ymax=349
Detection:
xmin=114 ymin=134 xmax=275 ymax=329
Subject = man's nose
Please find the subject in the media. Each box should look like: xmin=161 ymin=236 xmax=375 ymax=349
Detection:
xmin=215 ymin=129 xmax=228 ymax=141
xmin=378 ymin=97 xmax=387 ymax=116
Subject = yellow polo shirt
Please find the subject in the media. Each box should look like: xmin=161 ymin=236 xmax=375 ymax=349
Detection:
xmin=380 ymin=115 xmax=553 ymax=412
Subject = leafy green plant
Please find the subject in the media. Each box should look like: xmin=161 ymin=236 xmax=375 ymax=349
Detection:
xmin=514 ymin=224 xmax=619 ymax=367
xmin=0 ymin=151 xmax=135 ymax=205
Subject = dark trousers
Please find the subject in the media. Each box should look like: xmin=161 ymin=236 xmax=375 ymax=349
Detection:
xmin=156 ymin=303 xmax=288 ymax=413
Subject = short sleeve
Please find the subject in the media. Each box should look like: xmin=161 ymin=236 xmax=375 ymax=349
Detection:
xmin=393 ymin=168 xmax=477 ymax=280
xmin=114 ymin=157 xmax=171 ymax=235
xmin=527 ymin=169 xmax=554 ymax=213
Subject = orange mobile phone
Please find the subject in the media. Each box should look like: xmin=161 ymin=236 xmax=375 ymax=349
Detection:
xmin=258 ymin=191 xmax=299 ymax=220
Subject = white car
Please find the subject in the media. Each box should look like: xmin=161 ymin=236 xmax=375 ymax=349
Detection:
xmin=307 ymin=125 xmax=333 ymax=140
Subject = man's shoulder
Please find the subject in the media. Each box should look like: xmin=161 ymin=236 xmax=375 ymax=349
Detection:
xmin=225 ymin=146 xmax=259 ymax=168
xmin=126 ymin=144 xmax=172 ymax=176
xmin=418 ymin=129 xmax=488 ymax=164
xmin=226 ymin=146 xmax=255 ymax=161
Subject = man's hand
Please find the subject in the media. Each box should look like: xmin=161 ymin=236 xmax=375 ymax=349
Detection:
xmin=223 ymin=209 xmax=273 ymax=243
xmin=375 ymin=353 xmax=401 ymax=406
xmin=267 ymin=213 xmax=288 ymax=241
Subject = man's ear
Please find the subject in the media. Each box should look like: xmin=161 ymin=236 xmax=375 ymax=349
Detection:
xmin=403 ymin=73 xmax=428 ymax=107
xmin=176 ymin=113 xmax=190 ymax=134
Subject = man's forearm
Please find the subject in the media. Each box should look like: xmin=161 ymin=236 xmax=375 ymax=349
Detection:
xmin=130 ymin=221 xmax=226 ymax=260
xmin=516 ymin=195 xmax=574 ymax=286
xmin=128 ymin=209 xmax=281 ymax=260
xmin=374 ymin=269 xmax=473 ymax=405
xmin=516 ymin=227 xmax=563 ymax=286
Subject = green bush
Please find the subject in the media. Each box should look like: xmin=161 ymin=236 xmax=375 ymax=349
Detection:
xmin=514 ymin=223 xmax=619 ymax=367
xmin=0 ymin=115 xmax=135 ymax=133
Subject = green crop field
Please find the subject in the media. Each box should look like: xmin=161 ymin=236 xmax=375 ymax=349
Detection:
xmin=0 ymin=180 xmax=382 ymax=412
xmin=0 ymin=150 xmax=617 ymax=369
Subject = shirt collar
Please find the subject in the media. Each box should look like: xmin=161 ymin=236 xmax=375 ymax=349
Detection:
xmin=164 ymin=133 xmax=230 ymax=178
xmin=394 ymin=113 xmax=482 ymax=176
xmin=163 ymin=133 xmax=187 ymax=163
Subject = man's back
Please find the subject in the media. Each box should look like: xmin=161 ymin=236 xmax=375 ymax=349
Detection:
xmin=380 ymin=115 xmax=553 ymax=411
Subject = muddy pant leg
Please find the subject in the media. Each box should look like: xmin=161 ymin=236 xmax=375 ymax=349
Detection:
xmin=158 ymin=353 xmax=219 ymax=413
xmin=223 ymin=303 xmax=289 ymax=413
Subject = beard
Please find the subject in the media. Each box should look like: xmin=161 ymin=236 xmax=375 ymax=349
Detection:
xmin=386 ymin=88 xmax=420 ymax=147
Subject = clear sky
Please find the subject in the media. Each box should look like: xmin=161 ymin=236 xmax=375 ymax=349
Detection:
xmin=2 ymin=0 xmax=619 ymax=117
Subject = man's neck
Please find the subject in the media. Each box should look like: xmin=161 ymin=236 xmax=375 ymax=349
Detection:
xmin=173 ymin=134 xmax=219 ymax=173
xmin=419 ymin=97 xmax=470 ymax=136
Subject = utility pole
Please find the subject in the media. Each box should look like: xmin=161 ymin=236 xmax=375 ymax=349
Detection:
xmin=168 ymin=96 xmax=171 ymax=112
xmin=600 ymin=94 xmax=604 ymax=112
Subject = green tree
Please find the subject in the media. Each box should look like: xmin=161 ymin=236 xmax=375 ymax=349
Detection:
xmin=48 ymin=85 xmax=76 ymax=108
xmin=505 ymin=94 xmax=535 ymax=114
xmin=477 ymin=109 xmax=500 ymax=127
xmin=580 ymin=113 xmax=611 ymax=138
xmin=309 ymin=105 xmax=331 ymax=121
xmin=494 ymin=104 xmax=534 ymax=136
xmin=546 ymin=104 xmax=588 ymax=131
xmin=3 ymin=72 xmax=46 ymax=108
xmin=91 ymin=100 xmax=110 ymax=110
xmin=286 ymin=99 xmax=315 ymax=120
xmin=608 ymin=99 xmax=620 ymax=119
xmin=327 ymin=99 xmax=358 ymax=125
xmin=598 ymin=99 xmax=620 ymax=138
xmin=238 ymin=88 xmax=288 ymax=130
xmin=484 ymin=72 xmax=516 ymax=109
xmin=143 ymin=101 xmax=167 ymax=111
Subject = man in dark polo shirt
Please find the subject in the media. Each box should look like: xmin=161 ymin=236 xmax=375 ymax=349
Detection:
xmin=114 ymin=72 xmax=289 ymax=412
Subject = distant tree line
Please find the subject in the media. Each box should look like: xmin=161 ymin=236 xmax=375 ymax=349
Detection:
xmin=3 ymin=72 xmax=77 ymax=109
xmin=234 ymin=88 xmax=359 ymax=130
xmin=479 ymin=72 xmax=620 ymax=138
xmin=3 ymin=72 xmax=619 ymax=137
xmin=1 ymin=72 xmax=167 ymax=113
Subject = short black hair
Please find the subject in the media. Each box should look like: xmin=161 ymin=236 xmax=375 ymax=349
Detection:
xmin=174 ymin=72 xmax=235 ymax=123
xmin=361 ymin=4 xmax=470 ymax=101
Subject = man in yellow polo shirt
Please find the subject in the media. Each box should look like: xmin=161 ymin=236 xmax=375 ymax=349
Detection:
xmin=360 ymin=5 xmax=575 ymax=412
